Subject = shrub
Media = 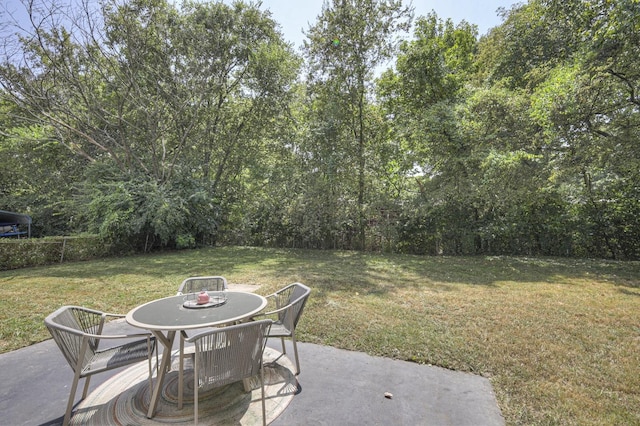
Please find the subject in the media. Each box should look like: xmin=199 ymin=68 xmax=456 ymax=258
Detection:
xmin=0 ymin=235 xmax=111 ymax=270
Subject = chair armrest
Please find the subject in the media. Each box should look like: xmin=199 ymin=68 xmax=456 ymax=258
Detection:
xmin=253 ymin=303 xmax=290 ymax=318
xmin=261 ymin=293 xmax=277 ymax=302
xmin=81 ymin=331 xmax=155 ymax=340
xmin=46 ymin=317 xmax=153 ymax=340
xmin=257 ymin=292 xmax=286 ymax=312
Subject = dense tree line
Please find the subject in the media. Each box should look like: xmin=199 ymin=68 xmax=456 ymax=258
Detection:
xmin=1 ymin=0 xmax=638 ymax=259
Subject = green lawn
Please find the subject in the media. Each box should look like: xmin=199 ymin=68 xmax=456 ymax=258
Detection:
xmin=1 ymin=247 xmax=639 ymax=425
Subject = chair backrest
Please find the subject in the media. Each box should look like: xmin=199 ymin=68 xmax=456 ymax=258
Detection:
xmin=275 ymin=283 xmax=311 ymax=330
xmin=44 ymin=306 xmax=105 ymax=372
xmin=187 ymin=319 xmax=272 ymax=391
xmin=177 ymin=276 xmax=228 ymax=295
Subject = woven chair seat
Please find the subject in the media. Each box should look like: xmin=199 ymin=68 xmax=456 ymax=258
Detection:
xmin=265 ymin=321 xmax=291 ymax=337
xmin=83 ymin=338 xmax=156 ymax=375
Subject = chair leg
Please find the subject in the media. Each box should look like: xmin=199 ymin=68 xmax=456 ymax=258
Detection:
xmin=81 ymin=375 xmax=91 ymax=399
xmin=242 ymin=377 xmax=252 ymax=392
xmin=63 ymin=393 xmax=74 ymax=426
xmin=147 ymin=344 xmax=154 ymax=405
xmin=193 ymin=356 xmax=199 ymax=426
xmin=260 ymin=366 xmax=266 ymax=426
xmin=63 ymin=371 xmax=83 ymax=426
xmin=178 ymin=336 xmax=184 ymax=409
xmin=291 ymin=331 xmax=301 ymax=375
xmin=280 ymin=336 xmax=286 ymax=354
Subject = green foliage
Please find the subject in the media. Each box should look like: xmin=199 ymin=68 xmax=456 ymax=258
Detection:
xmin=529 ymin=63 xmax=582 ymax=134
xmin=476 ymin=0 xmax=574 ymax=89
xmin=1 ymin=0 xmax=639 ymax=259
xmin=382 ymin=0 xmax=640 ymax=259
xmin=393 ymin=13 xmax=477 ymax=108
xmin=175 ymin=233 xmax=196 ymax=250
xmin=1 ymin=0 xmax=298 ymax=248
xmin=77 ymin=170 xmax=221 ymax=251
xmin=303 ymin=0 xmax=413 ymax=249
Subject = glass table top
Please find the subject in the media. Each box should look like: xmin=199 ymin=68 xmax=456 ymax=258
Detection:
xmin=126 ymin=291 xmax=267 ymax=330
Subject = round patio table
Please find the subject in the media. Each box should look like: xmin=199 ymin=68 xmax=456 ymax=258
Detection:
xmin=126 ymin=291 xmax=267 ymax=418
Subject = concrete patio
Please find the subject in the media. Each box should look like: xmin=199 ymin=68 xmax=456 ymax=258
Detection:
xmin=0 ymin=320 xmax=504 ymax=425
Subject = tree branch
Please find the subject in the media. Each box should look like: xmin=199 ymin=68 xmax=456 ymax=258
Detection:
xmin=607 ymin=68 xmax=640 ymax=107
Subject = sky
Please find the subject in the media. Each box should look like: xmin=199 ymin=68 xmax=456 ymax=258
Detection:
xmin=1 ymin=0 xmax=518 ymax=65
xmin=2 ymin=1 xmax=517 ymax=45
xmin=254 ymin=0 xmax=519 ymax=49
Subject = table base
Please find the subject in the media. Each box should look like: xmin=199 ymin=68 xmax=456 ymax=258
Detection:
xmin=70 ymin=347 xmax=298 ymax=425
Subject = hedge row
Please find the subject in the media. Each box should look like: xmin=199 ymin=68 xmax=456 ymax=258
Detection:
xmin=0 ymin=235 xmax=112 ymax=270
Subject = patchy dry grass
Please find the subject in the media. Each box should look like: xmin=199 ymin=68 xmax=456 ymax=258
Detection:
xmin=1 ymin=247 xmax=639 ymax=425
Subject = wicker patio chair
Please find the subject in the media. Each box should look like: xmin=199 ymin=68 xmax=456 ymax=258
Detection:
xmin=252 ymin=282 xmax=310 ymax=375
xmin=44 ymin=306 xmax=157 ymax=426
xmin=182 ymin=319 xmax=272 ymax=425
xmin=176 ymin=276 xmax=228 ymax=295
xmin=176 ymin=276 xmax=229 ymax=384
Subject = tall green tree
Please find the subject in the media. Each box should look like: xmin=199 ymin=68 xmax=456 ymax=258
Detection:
xmin=303 ymin=0 xmax=412 ymax=249
xmin=528 ymin=0 xmax=640 ymax=258
xmin=377 ymin=14 xmax=479 ymax=254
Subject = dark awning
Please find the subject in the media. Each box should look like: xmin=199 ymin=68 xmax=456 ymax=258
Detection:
xmin=0 ymin=210 xmax=32 ymax=225
xmin=0 ymin=210 xmax=32 ymax=237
